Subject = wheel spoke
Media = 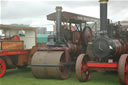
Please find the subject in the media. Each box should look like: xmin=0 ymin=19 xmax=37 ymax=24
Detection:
xmin=81 ymin=64 xmax=87 ymax=72
xmin=81 ymin=69 xmax=84 ymax=73
xmin=85 ymin=71 xmax=89 ymax=76
xmin=125 ymin=78 xmax=128 ymax=85
xmin=85 ymin=71 xmax=90 ymax=81
xmin=126 ymin=66 xmax=128 ymax=73
xmin=81 ymin=68 xmax=85 ymax=73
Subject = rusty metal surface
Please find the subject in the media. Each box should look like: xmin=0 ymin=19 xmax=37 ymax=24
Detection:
xmin=37 ymin=47 xmax=67 ymax=51
xmin=55 ymin=6 xmax=62 ymax=43
xmin=47 ymin=11 xmax=99 ymax=23
xmin=0 ymin=40 xmax=24 ymax=50
xmin=31 ymin=51 xmax=70 ymax=79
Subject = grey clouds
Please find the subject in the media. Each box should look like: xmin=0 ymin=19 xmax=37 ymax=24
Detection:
xmin=1 ymin=0 xmax=128 ymax=28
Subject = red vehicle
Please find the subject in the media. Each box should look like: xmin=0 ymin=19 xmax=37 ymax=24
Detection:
xmin=31 ymin=7 xmax=99 ymax=79
xmin=0 ymin=25 xmax=36 ymax=78
xmin=75 ymin=0 xmax=128 ymax=85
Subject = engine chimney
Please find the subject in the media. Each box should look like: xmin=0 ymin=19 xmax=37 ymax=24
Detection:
xmin=56 ymin=6 xmax=62 ymax=43
xmin=99 ymin=0 xmax=108 ymax=32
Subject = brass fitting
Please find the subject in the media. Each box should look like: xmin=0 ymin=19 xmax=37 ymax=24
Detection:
xmin=99 ymin=0 xmax=108 ymax=3
xmin=56 ymin=6 xmax=62 ymax=11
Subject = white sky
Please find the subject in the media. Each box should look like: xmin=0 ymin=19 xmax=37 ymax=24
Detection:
xmin=1 ymin=0 xmax=128 ymax=31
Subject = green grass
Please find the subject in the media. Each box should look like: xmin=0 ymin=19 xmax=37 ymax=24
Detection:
xmin=0 ymin=68 xmax=120 ymax=85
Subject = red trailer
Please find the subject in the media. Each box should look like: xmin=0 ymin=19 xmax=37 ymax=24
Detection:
xmin=0 ymin=25 xmax=37 ymax=78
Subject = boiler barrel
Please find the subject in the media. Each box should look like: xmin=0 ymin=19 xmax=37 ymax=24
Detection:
xmin=92 ymin=37 xmax=128 ymax=58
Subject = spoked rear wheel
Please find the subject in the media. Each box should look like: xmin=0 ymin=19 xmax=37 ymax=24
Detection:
xmin=118 ymin=54 xmax=128 ymax=85
xmin=0 ymin=58 xmax=6 ymax=78
xmin=75 ymin=54 xmax=91 ymax=82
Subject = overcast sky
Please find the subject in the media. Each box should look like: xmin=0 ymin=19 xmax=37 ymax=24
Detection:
xmin=0 ymin=0 xmax=128 ymax=31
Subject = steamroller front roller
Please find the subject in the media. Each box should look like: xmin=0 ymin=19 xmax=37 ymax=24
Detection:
xmin=31 ymin=50 xmax=70 ymax=79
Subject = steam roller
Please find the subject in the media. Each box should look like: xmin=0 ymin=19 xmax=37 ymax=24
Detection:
xmin=32 ymin=50 xmax=70 ymax=79
xmin=31 ymin=6 xmax=99 ymax=79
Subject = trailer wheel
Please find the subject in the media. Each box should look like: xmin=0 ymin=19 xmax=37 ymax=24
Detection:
xmin=75 ymin=54 xmax=91 ymax=82
xmin=0 ymin=58 xmax=6 ymax=78
xmin=118 ymin=54 xmax=128 ymax=85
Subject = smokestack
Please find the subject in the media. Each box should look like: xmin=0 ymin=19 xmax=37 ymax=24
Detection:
xmin=56 ymin=6 xmax=62 ymax=43
xmin=99 ymin=0 xmax=108 ymax=32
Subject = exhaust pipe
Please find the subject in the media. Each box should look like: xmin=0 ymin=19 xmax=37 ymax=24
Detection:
xmin=56 ymin=6 xmax=62 ymax=43
xmin=99 ymin=0 xmax=108 ymax=32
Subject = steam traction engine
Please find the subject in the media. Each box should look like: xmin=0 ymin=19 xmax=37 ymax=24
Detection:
xmin=31 ymin=7 xmax=99 ymax=79
xmin=75 ymin=0 xmax=128 ymax=85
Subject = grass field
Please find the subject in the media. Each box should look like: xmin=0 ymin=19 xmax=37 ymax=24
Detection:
xmin=0 ymin=68 xmax=121 ymax=85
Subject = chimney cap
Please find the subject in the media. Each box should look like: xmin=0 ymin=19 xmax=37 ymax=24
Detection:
xmin=99 ymin=0 xmax=108 ymax=3
xmin=56 ymin=6 xmax=62 ymax=11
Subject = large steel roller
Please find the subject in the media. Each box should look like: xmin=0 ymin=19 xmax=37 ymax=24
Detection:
xmin=31 ymin=51 xmax=70 ymax=79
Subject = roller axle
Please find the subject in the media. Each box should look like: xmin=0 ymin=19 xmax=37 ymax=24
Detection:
xmin=31 ymin=63 xmax=74 ymax=67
